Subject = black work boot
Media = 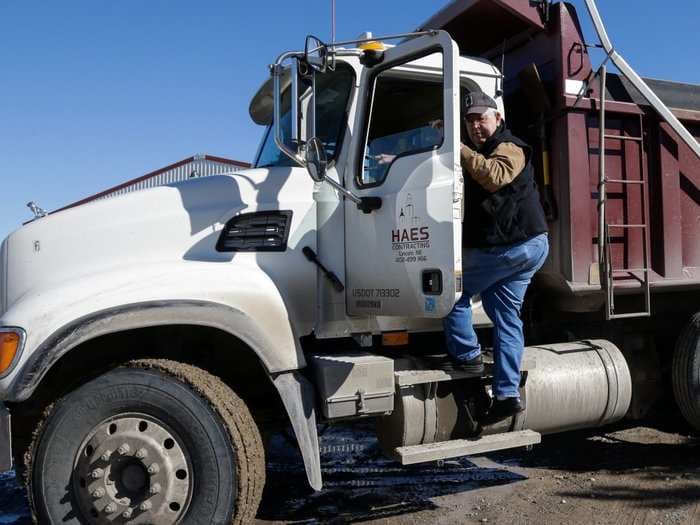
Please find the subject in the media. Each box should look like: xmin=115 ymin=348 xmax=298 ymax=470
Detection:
xmin=481 ymin=397 xmax=524 ymax=426
xmin=441 ymin=354 xmax=485 ymax=377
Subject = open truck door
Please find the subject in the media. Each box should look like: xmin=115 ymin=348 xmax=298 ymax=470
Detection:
xmin=345 ymin=31 xmax=463 ymax=318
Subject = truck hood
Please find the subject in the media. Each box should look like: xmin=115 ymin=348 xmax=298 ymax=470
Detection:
xmin=0 ymin=166 xmax=314 ymax=318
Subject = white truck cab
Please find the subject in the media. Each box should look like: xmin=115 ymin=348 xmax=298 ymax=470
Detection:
xmin=252 ymin=31 xmax=502 ymax=336
xmin=0 ymin=31 xmax=500 ymax=396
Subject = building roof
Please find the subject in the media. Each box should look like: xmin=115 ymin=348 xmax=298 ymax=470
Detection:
xmin=53 ymin=154 xmax=251 ymax=214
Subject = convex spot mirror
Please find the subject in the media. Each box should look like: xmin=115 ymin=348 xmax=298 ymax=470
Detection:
xmin=304 ymin=137 xmax=327 ymax=183
xmin=304 ymin=35 xmax=330 ymax=74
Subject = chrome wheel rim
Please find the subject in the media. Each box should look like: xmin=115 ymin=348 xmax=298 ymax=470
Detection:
xmin=73 ymin=414 xmax=192 ymax=524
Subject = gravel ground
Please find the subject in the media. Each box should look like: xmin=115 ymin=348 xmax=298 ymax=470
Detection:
xmin=2 ymin=413 xmax=699 ymax=524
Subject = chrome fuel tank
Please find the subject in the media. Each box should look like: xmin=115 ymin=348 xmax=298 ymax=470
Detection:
xmin=377 ymin=340 xmax=632 ymax=451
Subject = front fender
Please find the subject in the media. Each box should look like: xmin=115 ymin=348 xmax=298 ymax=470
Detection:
xmin=0 ymin=260 xmax=304 ymax=401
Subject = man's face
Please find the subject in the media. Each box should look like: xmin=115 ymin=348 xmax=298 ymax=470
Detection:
xmin=465 ymin=111 xmax=501 ymax=148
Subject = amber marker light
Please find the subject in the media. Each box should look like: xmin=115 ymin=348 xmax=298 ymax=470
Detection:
xmin=358 ymin=40 xmax=385 ymax=51
xmin=358 ymin=40 xmax=386 ymax=67
xmin=382 ymin=331 xmax=409 ymax=347
xmin=0 ymin=331 xmax=22 ymax=375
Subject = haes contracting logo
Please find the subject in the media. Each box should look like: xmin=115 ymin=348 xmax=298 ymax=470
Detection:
xmin=392 ymin=193 xmax=430 ymax=261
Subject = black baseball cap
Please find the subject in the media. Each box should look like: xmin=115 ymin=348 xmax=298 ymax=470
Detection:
xmin=464 ymin=92 xmax=498 ymax=116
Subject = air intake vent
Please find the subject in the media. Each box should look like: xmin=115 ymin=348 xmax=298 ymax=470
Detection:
xmin=216 ymin=211 xmax=293 ymax=252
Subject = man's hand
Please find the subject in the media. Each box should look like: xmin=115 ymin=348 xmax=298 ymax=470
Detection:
xmin=372 ymin=153 xmax=397 ymax=165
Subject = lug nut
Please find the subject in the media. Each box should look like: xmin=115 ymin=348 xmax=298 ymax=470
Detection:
xmin=135 ymin=447 xmax=148 ymax=459
xmin=90 ymin=468 xmax=104 ymax=480
xmin=117 ymin=443 xmax=131 ymax=455
xmin=105 ymin=502 xmax=117 ymax=513
xmin=139 ymin=501 xmax=152 ymax=511
xmin=92 ymin=488 xmax=105 ymax=498
xmin=122 ymin=508 xmax=133 ymax=519
xmin=149 ymin=483 xmax=161 ymax=495
xmin=147 ymin=463 xmax=160 ymax=475
xmin=100 ymin=450 xmax=112 ymax=462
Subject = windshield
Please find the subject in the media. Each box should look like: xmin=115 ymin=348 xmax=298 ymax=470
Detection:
xmin=255 ymin=63 xmax=355 ymax=168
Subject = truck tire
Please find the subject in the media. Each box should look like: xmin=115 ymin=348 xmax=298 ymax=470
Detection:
xmin=26 ymin=359 xmax=265 ymax=524
xmin=672 ymin=312 xmax=700 ymax=431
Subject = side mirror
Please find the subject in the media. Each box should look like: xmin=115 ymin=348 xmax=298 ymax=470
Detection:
xmin=304 ymin=137 xmax=327 ymax=183
xmin=304 ymin=35 xmax=329 ymax=73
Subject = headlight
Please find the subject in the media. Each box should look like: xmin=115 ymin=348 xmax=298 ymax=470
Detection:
xmin=0 ymin=327 xmax=25 ymax=377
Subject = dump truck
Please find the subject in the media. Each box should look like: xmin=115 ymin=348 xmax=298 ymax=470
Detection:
xmin=1 ymin=0 xmax=699 ymax=523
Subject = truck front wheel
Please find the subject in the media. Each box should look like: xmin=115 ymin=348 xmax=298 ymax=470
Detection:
xmin=26 ymin=359 xmax=265 ymax=524
xmin=672 ymin=312 xmax=700 ymax=431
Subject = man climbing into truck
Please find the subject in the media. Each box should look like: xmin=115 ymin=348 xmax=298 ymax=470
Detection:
xmin=2 ymin=1 xmax=700 ymax=522
xmin=443 ymin=92 xmax=549 ymax=425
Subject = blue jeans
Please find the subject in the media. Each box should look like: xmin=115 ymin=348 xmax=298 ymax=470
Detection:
xmin=444 ymin=233 xmax=549 ymax=398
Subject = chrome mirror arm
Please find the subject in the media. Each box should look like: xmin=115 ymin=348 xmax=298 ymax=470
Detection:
xmin=323 ymin=175 xmax=362 ymax=205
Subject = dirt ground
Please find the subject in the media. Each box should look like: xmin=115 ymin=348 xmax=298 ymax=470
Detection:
xmin=255 ymin=412 xmax=700 ymax=525
xmin=2 ymin=412 xmax=699 ymax=525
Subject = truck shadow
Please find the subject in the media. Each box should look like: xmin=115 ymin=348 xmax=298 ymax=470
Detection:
xmin=0 ymin=472 xmax=30 ymax=525
xmin=487 ymin=412 xmax=700 ymax=511
xmin=492 ymin=412 xmax=699 ymax=473
xmin=257 ymin=421 xmax=525 ymax=523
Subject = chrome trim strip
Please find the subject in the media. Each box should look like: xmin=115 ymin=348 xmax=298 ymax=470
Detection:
xmin=0 ymin=403 xmax=11 ymax=472
xmin=0 ymin=238 xmax=8 ymax=317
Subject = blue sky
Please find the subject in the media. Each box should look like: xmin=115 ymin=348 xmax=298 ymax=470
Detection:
xmin=1 ymin=1 xmax=698 ymax=238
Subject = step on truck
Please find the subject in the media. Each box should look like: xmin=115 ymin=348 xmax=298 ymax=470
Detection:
xmin=1 ymin=0 xmax=699 ymax=523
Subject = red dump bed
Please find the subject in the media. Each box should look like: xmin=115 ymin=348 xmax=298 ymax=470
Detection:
xmin=422 ymin=0 xmax=700 ymax=297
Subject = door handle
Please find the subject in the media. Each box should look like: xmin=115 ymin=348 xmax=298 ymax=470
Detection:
xmin=357 ymin=196 xmax=382 ymax=214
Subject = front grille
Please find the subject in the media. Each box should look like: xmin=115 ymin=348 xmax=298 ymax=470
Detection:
xmin=216 ymin=211 xmax=293 ymax=252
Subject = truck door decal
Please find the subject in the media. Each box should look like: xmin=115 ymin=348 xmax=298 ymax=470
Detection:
xmin=392 ymin=193 xmax=431 ymax=264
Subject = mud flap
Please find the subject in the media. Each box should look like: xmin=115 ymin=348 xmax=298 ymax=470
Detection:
xmin=462 ymin=382 xmax=492 ymax=437
xmin=272 ymin=371 xmax=322 ymax=490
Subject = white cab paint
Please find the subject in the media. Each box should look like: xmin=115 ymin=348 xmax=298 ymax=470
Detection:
xmin=0 ymin=168 xmax=316 ymax=392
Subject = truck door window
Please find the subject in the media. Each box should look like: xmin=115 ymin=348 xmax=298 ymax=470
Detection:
xmin=359 ymin=53 xmax=444 ymax=187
